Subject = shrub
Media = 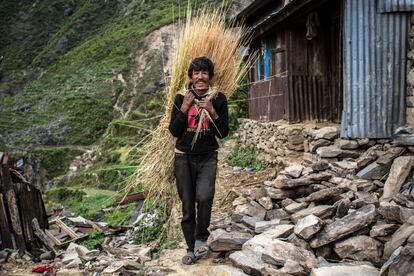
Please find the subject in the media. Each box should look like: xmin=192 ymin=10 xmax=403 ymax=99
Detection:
xmin=226 ymin=145 xmax=266 ymax=171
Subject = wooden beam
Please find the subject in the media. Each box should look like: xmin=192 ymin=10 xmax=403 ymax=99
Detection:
xmin=115 ymin=191 xmax=147 ymax=206
xmin=85 ymin=219 xmax=105 ymax=234
xmin=45 ymin=230 xmax=62 ymax=246
xmin=55 ymin=218 xmax=79 ymax=239
xmin=31 ymin=218 xmax=57 ymax=252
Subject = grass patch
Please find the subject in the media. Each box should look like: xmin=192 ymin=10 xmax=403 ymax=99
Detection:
xmin=79 ymin=230 xmax=105 ymax=250
xmin=226 ymin=145 xmax=267 ymax=171
xmin=44 ymin=187 xmax=116 ymax=219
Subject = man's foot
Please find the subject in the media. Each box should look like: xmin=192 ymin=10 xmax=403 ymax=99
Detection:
xmin=194 ymin=240 xmax=209 ymax=258
xmin=182 ymin=251 xmax=196 ymax=265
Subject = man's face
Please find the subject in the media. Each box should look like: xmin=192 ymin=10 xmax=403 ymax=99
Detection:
xmin=190 ymin=69 xmax=211 ymax=92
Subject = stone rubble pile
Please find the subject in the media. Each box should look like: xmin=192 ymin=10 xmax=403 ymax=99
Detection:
xmin=209 ymin=126 xmax=414 ymax=276
xmin=0 ymin=200 xmax=159 ymax=275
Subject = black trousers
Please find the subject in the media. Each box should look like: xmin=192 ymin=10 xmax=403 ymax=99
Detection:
xmin=174 ymin=151 xmax=218 ymax=252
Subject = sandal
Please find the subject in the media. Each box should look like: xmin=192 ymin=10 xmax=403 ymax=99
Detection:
xmin=182 ymin=251 xmax=196 ymax=265
xmin=194 ymin=240 xmax=209 ymax=258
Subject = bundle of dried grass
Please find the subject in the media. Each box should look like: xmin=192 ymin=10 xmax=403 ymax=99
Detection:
xmin=126 ymin=6 xmax=250 ymax=212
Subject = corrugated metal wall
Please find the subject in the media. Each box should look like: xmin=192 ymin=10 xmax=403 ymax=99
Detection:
xmin=341 ymin=0 xmax=410 ymax=138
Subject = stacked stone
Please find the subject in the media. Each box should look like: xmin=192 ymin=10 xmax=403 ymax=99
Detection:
xmin=208 ymin=126 xmax=414 ymax=276
xmin=236 ymin=119 xmax=315 ymax=165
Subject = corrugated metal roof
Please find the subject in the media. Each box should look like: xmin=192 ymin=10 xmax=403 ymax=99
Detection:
xmin=341 ymin=0 xmax=409 ymax=138
xmin=378 ymin=0 xmax=414 ymax=13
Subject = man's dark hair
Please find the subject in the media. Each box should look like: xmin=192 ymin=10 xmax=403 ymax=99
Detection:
xmin=188 ymin=56 xmax=214 ymax=79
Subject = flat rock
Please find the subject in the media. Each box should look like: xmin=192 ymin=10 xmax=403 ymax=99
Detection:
xmin=275 ymin=172 xmax=332 ymax=189
xmin=243 ymin=237 xmax=317 ymax=270
xmin=258 ymin=196 xmax=273 ymax=210
xmin=339 ymin=139 xmax=359 ymax=150
xmin=333 ymin=160 xmax=358 ymax=172
xmin=265 ymin=208 xmax=290 ymax=220
xmin=311 ymin=160 xmax=330 ymax=172
xmin=303 ymin=187 xmax=344 ymax=202
xmin=356 ymin=162 xmax=391 ymax=180
xmin=209 ymin=265 xmax=249 ymax=276
xmin=291 ymin=205 xmax=335 ymax=224
xmin=240 ymin=216 xmax=260 ymax=229
xmin=208 ymin=229 xmax=253 ymax=252
xmin=370 ymin=224 xmax=399 ymax=237
xmin=255 ymin=219 xmax=282 ymax=234
xmin=285 ymin=202 xmax=308 ymax=213
xmin=245 ymin=187 xmax=268 ymax=201
xmin=258 ymin=224 xmax=294 ymax=239
xmin=378 ymin=201 xmax=414 ymax=223
xmin=334 ymin=235 xmax=384 ymax=264
xmin=316 ymin=146 xmax=360 ymax=159
xmin=381 ymin=245 xmax=414 ymax=276
xmin=310 ymin=263 xmax=379 ymax=276
xmin=310 ymin=127 xmax=339 ymax=140
xmin=309 ymin=139 xmax=333 ymax=153
xmin=381 ymin=156 xmax=414 ymax=201
xmin=310 ymin=204 xmax=377 ymax=248
xmin=287 ymin=233 xmax=312 ymax=250
xmin=294 ymin=215 xmax=324 ymax=240
xmin=229 ymin=250 xmax=278 ymax=276
xmin=235 ymin=201 xmax=267 ymax=220
xmin=281 ymin=165 xmax=304 ymax=178
xmin=356 ymin=145 xmax=381 ymax=169
xmin=383 ymin=222 xmax=414 ymax=258
xmin=281 ymin=259 xmax=307 ymax=276
xmin=376 ymin=147 xmax=406 ymax=165
xmin=392 ymin=193 xmax=414 ymax=209
xmin=265 ymin=187 xmax=296 ymax=200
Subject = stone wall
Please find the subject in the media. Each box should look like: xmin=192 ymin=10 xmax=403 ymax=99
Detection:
xmin=235 ymin=119 xmax=340 ymax=165
xmin=236 ymin=119 xmax=414 ymax=167
xmin=407 ymin=14 xmax=414 ymax=124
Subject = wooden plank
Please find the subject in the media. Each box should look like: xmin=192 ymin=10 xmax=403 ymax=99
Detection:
xmin=32 ymin=218 xmax=56 ymax=252
xmin=85 ymin=219 xmax=105 ymax=234
xmin=55 ymin=218 xmax=79 ymax=239
xmin=0 ymin=164 xmax=26 ymax=252
xmin=45 ymin=230 xmax=62 ymax=246
xmin=115 ymin=191 xmax=148 ymax=206
xmin=0 ymin=194 xmax=13 ymax=249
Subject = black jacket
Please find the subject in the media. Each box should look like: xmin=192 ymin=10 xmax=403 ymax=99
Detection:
xmin=168 ymin=92 xmax=229 ymax=154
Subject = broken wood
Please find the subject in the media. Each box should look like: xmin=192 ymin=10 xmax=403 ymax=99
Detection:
xmin=52 ymin=218 xmax=80 ymax=239
xmin=1 ymin=163 xmax=26 ymax=252
xmin=115 ymin=191 xmax=148 ymax=206
xmin=86 ymin=219 xmax=105 ymax=234
xmin=45 ymin=230 xmax=63 ymax=246
xmin=0 ymin=194 xmax=13 ymax=249
xmin=32 ymin=218 xmax=56 ymax=253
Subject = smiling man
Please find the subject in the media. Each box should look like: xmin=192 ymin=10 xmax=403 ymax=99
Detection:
xmin=168 ymin=56 xmax=229 ymax=265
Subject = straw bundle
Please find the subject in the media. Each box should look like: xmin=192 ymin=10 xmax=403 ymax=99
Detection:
xmin=127 ymin=7 xmax=249 ymax=208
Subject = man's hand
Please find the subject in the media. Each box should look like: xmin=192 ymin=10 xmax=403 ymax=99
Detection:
xmin=180 ymin=91 xmax=195 ymax=113
xmin=199 ymin=98 xmax=219 ymax=120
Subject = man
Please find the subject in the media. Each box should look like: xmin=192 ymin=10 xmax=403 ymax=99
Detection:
xmin=168 ymin=56 xmax=229 ymax=264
